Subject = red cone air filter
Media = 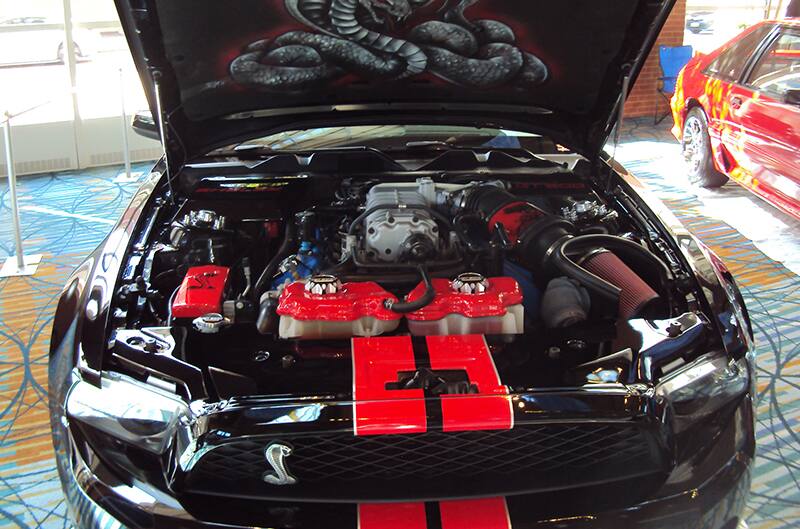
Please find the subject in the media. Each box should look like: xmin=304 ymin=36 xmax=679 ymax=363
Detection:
xmin=582 ymin=250 xmax=660 ymax=319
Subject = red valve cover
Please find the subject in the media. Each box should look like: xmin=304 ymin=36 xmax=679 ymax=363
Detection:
xmin=405 ymin=277 xmax=523 ymax=321
xmin=171 ymin=265 xmax=230 ymax=319
xmin=277 ymin=281 xmax=401 ymax=322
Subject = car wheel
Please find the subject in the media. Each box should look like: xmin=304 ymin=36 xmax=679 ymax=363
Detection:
xmin=682 ymin=107 xmax=728 ymax=188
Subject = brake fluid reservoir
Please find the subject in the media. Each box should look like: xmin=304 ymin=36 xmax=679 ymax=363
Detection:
xmin=406 ymin=274 xmax=524 ymax=336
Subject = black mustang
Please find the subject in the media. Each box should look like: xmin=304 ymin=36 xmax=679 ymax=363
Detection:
xmin=49 ymin=0 xmax=755 ymax=527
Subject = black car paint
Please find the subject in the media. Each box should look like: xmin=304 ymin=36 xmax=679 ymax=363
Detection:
xmin=114 ymin=0 xmax=676 ymax=165
xmin=48 ymin=151 xmax=755 ymax=528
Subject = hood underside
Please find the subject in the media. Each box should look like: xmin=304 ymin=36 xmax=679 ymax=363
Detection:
xmin=117 ymin=0 xmax=674 ymax=162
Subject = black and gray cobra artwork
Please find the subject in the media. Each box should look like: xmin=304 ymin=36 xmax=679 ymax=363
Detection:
xmin=229 ymin=0 xmax=549 ymax=91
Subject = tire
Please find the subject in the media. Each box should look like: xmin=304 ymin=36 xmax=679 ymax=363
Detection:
xmin=682 ymin=107 xmax=728 ymax=188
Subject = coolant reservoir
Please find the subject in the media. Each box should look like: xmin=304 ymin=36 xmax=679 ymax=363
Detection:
xmin=277 ymin=276 xmax=401 ymax=339
xmin=406 ymin=273 xmax=524 ymax=336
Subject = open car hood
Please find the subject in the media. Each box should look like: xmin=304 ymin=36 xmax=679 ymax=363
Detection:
xmin=116 ymin=0 xmax=674 ymax=163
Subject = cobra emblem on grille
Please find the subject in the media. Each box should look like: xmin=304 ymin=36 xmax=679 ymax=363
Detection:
xmin=262 ymin=443 xmax=297 ymax=486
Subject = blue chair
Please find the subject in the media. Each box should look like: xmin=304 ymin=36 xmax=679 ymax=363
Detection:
xmin=655 ymin=45 xmax=693 ymax=124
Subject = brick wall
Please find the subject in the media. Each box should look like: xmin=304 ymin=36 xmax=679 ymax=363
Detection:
xmin=626 ymin=0 xmax=688 ymax=118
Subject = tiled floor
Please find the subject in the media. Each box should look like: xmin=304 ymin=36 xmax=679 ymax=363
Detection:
xmin=0 ymin=122 xmax=798 ymax=528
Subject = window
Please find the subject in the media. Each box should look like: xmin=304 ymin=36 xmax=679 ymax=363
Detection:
xmin=705 ymin=25 xmax=772 ymax=82
xmin=211 ymin=126 xmax=560 ymax=154
xmin=684 ymin=2 xmax=768 ymax=55
xmin=0 ymin=0 xmax=73 ymax=124
xmin=0 ymin=0 xmax=157 ymax=177
xmin=747 ymin=31 xmax=800 ymax=98
xmin=0 ymin=0 xmax=147 ymax=124
xmin=72 ymin=0 xmax=147 ymax=120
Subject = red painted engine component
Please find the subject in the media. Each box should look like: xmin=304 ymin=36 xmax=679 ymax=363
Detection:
xmin=582 ymin=249 xmax=660 ymax=319
xmin=277 ymin=280 xmax=401 ymax=338
xmin=405 ymin=277 xmax=522 ymax=321
xmin=405 ymin=276 xmax=524 ymax=335
xmin=277 ymin=281 xmax=400 ymax=322
xmin=171 ymin=265 xmax=230 ymax=319
xmin=487 ymin=201 xmax=546 ymax=245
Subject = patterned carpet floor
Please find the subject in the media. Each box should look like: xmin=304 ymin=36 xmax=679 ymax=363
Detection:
xmin=0 ymin=121 xmax=798 ymax=528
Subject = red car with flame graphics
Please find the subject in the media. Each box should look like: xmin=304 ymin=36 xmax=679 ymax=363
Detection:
xmin=671 ymin=19 xmax=800 ymax=218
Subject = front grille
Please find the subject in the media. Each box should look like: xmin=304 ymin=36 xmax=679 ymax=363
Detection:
xmin=183 ymin=423 xmax=667 ymax=500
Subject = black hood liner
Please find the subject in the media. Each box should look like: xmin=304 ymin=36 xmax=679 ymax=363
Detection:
xmin=117 ymin=0 xmax=674 ymax=163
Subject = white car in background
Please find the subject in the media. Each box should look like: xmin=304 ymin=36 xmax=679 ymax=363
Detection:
xmin=0 ymin=16 xmax=99 ymax=65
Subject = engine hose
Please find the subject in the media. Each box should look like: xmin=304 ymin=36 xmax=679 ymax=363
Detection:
xmin=256 ymin=294 xmax=280 ymax=335
xmin=578 ymin=234 xmax=674 ymax=312
xmin=550 ymin=234 xmax=672 ymax=303
xmin=253 ymin=220 xmax=296 ymax=300
xmin=563 ymin=234 xmax=672 ymax=286
xmin=385 ymin=265 xmax=435 ymax=313
xmin=550 ymin=240 xmax=621 ymax=303
xmin=453 ymin=213 xmax=489 ymax=252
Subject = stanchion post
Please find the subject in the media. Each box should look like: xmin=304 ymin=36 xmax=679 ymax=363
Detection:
xmin=4 ymin=113 xmax=24 ymax=270
xmin=0 ymin=112 xmax=41 ymax=278
xmin=120 ymin=68 xmax=132 ymax=180
xmin=114 ymin=69 xmax=142 ymax=184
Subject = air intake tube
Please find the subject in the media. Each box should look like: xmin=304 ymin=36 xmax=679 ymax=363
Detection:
xmin=463 ymin=185 xmax=668 ymax=319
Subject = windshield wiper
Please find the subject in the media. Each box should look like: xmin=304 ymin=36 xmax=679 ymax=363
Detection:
xmin=405 ymin=140 xmax=453 ymax=150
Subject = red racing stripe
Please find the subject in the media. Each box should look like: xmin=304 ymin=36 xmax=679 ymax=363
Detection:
xmin=440 ymin=498 xmax=511 ymax=529
xmin=426 ymin=335 xmax=512 ymax=432
xmin=352 ymin=336 xmax=427 ymax=436
xmin=358 ymin=499 xmax=511 ymax=529
xmin=358 ymin=503 xmax=427 ymax=529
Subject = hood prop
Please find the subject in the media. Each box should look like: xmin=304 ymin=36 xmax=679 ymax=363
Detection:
xmin=607 ymin=66 xmax=631 ymax=192
xmin=153 ymin=71 xmax=176 ymax=205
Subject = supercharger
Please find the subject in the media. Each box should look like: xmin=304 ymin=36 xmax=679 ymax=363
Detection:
xmin=362 ymin=178 xmax=469 ymax=262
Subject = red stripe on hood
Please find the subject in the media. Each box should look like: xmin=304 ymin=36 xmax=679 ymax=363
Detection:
xmin=352 ymin=335 xmax=512 ymax=435
xmin=427 ymin=335 xmax=512 ymax=432
xmin=440 ymin=498 xmax=511 ymax=529
xmin=358 ymin=498 xmax=510 ymax=529
xmin=352 ymin=336 xmax=426 ymax=436
xmin=359 ymin=503 xmax=427 ymax=529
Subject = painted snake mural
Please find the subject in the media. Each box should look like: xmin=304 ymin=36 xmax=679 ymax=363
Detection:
xmin=229 ymin=0 xmax=548 ymax=91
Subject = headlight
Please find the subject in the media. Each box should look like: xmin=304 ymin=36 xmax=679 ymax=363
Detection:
xmin=656 ymin=352 xmax=748 ymax=420
xmin=66 ymin=372 xmax=190 ymax=454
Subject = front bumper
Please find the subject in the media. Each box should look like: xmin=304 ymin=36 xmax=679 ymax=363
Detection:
xmin=52 ymin=387 xmax=754 ymax=529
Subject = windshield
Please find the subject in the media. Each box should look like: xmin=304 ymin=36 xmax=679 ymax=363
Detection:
xmin=214 ymin=125 xmax=563 ymax=154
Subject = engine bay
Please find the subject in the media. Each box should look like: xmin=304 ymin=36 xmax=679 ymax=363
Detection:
xmin=109 ymin=167 xmax=708 ymax=402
